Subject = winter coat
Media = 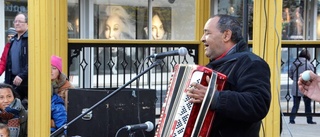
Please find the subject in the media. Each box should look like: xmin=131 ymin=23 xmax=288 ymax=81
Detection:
xmin=206 ymin=40 xmax=271 ymax=137
xmin=52 ymin=73 xmax=74 ymax=110
xmin=5 ymin=31 xmax=28 ymax=87
xmin=0 ymin=42 xmax=11 ymax=75
xmin=51 ymin=93 xmax=67 ymax=134
xmin=289 ymin=57 xmax=314 ymax=96
xmin=0 ymin=98 xmax=27 ymax=137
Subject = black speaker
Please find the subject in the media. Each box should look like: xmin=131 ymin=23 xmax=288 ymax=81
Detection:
xmin=67 ymin=88 xmax=156 ymax=137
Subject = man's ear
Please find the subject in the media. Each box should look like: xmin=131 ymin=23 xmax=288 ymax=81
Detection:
xmin=223 ymin=30 xmax=232 ymax=41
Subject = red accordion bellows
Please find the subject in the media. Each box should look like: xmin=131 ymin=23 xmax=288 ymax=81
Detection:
xmin=155 ymin=64 xmax=227 ymax=137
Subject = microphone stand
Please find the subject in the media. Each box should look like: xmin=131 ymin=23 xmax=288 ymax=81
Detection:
xmin=50 ymin=59 xmax=162 ymax=137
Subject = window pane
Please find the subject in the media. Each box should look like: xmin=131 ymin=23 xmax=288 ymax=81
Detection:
xmin=214 ymin=0 xmax=254 ymax=40
xmin=317 ymin=0 xmax=320 ymax=40
xmin=282 ymin=1 xmax=305 ymax=40
xmin=68 ymin=0 xmax=80 ymax=38
xmin=94 ymin=0 xmax=196 ymax=40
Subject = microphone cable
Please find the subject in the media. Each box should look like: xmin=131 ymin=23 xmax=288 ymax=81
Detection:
xmin=135 ymin=53 xmax=155 ymax=137
xmin=115 ymin=126 xmax=126 ymax=137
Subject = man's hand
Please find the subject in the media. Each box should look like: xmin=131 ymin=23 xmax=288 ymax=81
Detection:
xmin=13 ymin=76 xmax=23 ymax=86
xmin=186 ymin=76 xmax=210 ymax=103
xmin=298 ymin=71 xmax=320 ymax=102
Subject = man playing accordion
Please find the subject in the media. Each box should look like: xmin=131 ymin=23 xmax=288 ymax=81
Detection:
xmin=186 ymin=14 xmax=271 ymax=137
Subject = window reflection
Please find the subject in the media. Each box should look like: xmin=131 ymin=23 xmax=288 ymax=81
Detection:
xmin=68 ymin=2 xmax=80 ymax=38
xmin=216 ymin=0 xmax=254 ymax=40
xmin=317 ymin=1 xmax=320 ymax=40
xmin=289 ymin=7 xmax=304 ymax=40
xmin=282 ymin=1 xmax=305 ymax=40
xmin=68 ymin=0 xmax=80 ymax=82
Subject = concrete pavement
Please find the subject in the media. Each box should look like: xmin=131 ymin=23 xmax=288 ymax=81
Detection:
xmin=281 ymin=116 xmax=320 ymax=137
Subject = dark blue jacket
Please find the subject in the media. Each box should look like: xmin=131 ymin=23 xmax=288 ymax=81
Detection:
xmin=207 ymin=40 xmax=271 ymax=137
xmin=51 ymin=93 xmax=67 ymax=133
xmin=5 ymin=31 xmax=28 ymax=86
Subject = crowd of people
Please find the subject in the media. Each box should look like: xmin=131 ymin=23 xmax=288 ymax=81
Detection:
xmin=1 ymin=12 xmax=74 ymax=136
xmin=0 ymin=12 xmax=29 ymax=137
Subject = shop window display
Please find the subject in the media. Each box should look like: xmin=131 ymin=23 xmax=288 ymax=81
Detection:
xmin=95 ymin=5 xmax=174 ymax=74
xmin=96 ymin=5 xmax=140 ymax=74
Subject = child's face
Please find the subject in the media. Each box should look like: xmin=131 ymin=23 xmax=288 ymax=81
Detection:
xmin=0 ymin=88 xmax=14 ymax=110
xmin=51 ymin=65 xmax=60 ymax=80
xmin=0 ymin=128 xmax=9 ymax=137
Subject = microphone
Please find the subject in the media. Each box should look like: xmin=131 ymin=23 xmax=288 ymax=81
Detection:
xmin=149 ymin=47 xmax=188 ymax=59
xmin=125 ymin=121 xmax=154 ymax=132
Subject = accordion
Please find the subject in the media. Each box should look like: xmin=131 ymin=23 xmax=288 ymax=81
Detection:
xmin=155 ymin=64 xmax=227 ymax=137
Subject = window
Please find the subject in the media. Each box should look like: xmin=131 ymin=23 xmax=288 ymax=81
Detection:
xmin=212 ymin=0 xmax=254 ymax=40
xmin=68 ymin=0 xmax=80 ymax=38
xmin=69 ymin=0 xmax=196 ymax=40
xmin=282 ymin=1 xmax=305 ymax=40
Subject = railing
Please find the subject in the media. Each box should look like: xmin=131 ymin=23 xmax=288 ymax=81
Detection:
xmin=67 ymin=40 xmax=199 ymax=116
xmin=280 ymin=41 xmax=320 ymax=117
xmin=67 ymin=40 xmax=320 ymax=118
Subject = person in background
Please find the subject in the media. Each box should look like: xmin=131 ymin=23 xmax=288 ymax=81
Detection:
xmin=0 ymin=123 xmax=10 ymax=137
xmin=5 ymin=28 xmax=16 ymax=44
xmin=4 ymin=12 xmax=29 ymax=110
xmin=0 ymin=28 xmax=17 ymax=77
xmin=186 ymin=14 xmax=271 ymax=137
xmin=0 ymin=83 xmax=27 ymax=137
xmin=288 ymin=49 xmax=316 ymax=124
xmin=50 ymin=90 xmax=67 ymax=134
xmin=50 ymin=55 xmax=69 ymax=134
xmin=51 ymin=55 xmax=73 ymax=110
xmin=298 ymin=71 xmax=320 ymax=102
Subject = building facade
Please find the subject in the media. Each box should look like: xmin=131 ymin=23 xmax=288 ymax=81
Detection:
xmin=2 ymin=0 xmax=319 ymax=136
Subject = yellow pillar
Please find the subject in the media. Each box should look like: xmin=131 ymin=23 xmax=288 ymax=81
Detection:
xmin=28 ymin=0 xmax=67 ymax=136
xmin=253 ymin=0 xmax=282 ymax=136
xmin=52 ymin=0 xmax=68 ymax=74
xmin=196 ymin=0 xmax=211 ymax=66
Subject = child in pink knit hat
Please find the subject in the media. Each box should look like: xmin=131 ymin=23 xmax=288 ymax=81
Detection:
xmin=50 ymin=55 xmax=73 ymax=134
xmin=50 ymin=55 xmax=73 ymax=106
xmin=51 ymin=55 xmax=62 ymax=72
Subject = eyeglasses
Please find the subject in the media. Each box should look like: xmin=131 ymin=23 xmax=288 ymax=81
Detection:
xmin=13 ymin=20 xmax=26 ymax=24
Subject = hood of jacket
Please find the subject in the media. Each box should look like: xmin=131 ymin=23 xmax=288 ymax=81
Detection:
xmin=51 ymin=93 xmax=65 ymax=105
